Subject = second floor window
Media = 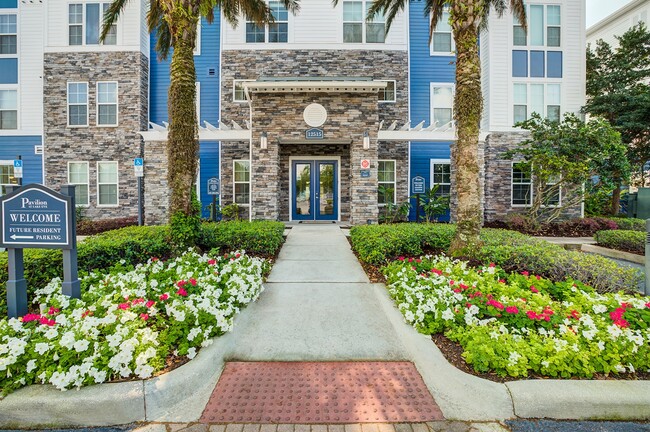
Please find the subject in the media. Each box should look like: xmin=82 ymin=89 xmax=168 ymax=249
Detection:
xmin=343 ymin=0 xmax=385 ymax=43
xmin=0 ymin=15 xmax=17 ymax=55
xmin=97 ymin=82 xmax=118 ymax=126
xmin=430 ymin=84 xmax=454 ymax=127
xmin=68 ymin=82 xmax=88 ymax=127
xmin=69 ymin=3 xmax=117 ymax=46
xmin=246 ymin=1 xmax=288 ymax=43
xmin=0 ymin=90 xmax=17 ymax=130
xmin=514 ymin=5 xmax=560 ymax=48
xmin=431 ymin=10 xmax=453 ymax=53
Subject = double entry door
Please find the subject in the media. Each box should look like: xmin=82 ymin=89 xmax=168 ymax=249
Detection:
xmin=291 ymin=160 xmax=338 ymax=221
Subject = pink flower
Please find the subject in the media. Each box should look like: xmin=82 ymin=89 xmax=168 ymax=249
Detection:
xmin=646 ymin=302 xmax=650 ymax=309
xmin=159 ymin=293 xmax=169 ymax=301
xmin=235 ymin=253 xmax=241 ymax=258
xmin=415 ymin=258 xmax=422 ymax=263
xmin=177 ymin=280 xmax=187 ymax=288
xmin=146 ymin=300 xmax=156 ymax=308
xmin=542 ymin=308 xmax=555 ymax=316
xmin=132 ymin=298 xmax=145 ymax=305
xmin=189 ymin=278 xmax=197 ymax=286
xmin=176 ymin=287 xmax=188 ymax=297
xmin=140 ymin=313 xmax=149 ymax=321
xmin=535 ymin=275 xmax=541 ymax=280
xmin=522 ymin=271 xmax=529 ymax=277
xmin=118 ymin=302 xmax=130 ymax=310
xmin=459 ymin=283 xmax=469 ymax=291
xmin=526 ymin=310 xmax=538 ymax=320
xmin=398 ymin=256 xmax=405 ymax=261
xmin=22 ymin=313 xmax=41 ymax=323
xmin=569 ymin=310 xmax=580 ymax=320
xmin=453 ymin=288 xmax=461 ymax=293
xmin=39 ymin=317 xmax=56 ymax=326
xmin=449 ymin=280 xmax=455 ymax=285
xmin=408 ymin=258 xmax=414 ymax=263
xmin=486 ymin=299 xmax=505 ymax=310
xmin=505 ymin=306 xmax=519 ymax=314
xmin=498 ymin=279 xmax=506 ymax=284
xmin=47 ymin=307 xmax=60 ymax=315
xmin=82 ymin=310 xmax=93 ymax=318
xmin=613 ymin=318 xmax=630 ymax=328
xmin=208 ymin=259 xmax=217 ymax=265
xmin=489 ymin=263 xmax=496 ymax=268
xmin=530 ymin=286 xmax=539 ymax=293
xmin=431 ymin=269 xmax=443 ymax=276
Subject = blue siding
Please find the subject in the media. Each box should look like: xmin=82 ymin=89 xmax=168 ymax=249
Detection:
xmin=408 ymin=142 xmax=452 ymax=222
xmin=0 ymin=136 xmax=43 ymax=185
xmin=150 ymin=12 xmax=221 ymax=218
xmin=0 ymin=59 xmax=18 ymax=84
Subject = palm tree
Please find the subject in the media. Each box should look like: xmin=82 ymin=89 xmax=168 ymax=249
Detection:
xmin=366 ymin=0 xmax=526 ymax=256
xmin=101 ymin=0 xmax=298 ymax=244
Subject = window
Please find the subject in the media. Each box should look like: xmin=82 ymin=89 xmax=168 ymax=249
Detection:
xmin=431 ymin=9 xmax=453 ymax=53
xmin=0 ymin=162 xmax=17 ymax=195
xmin=234 ymin=160 xmax=250 ymax=205
xmin=430 ymin=160 xmax=451 ymax=197
xmin=430 ymin=84 xmax=454 ymax=127
xmin=513 ymin=5 xmax=560 ymax=48
xmin=0 ymin=15 xmax=17 ymax=55
xmin=67 ymin=82 xmax=88 ymax=127
xmin=97 ymin=82 xmax=118 ymax=126
xmin=543 ymin=174 xmax=561 ymax=207
xmin=377 ymin=160 xmax=396 ymax=205
xmin=97 ymin=161 xmax=118 ymax=206
xmin=233 ymin=80 xmax=253 ymax=103
xmin=68 ymin=162 xmax=89 ymax=206
xmin=343 ymin=0 xmax=385 ymax=43
xmin=246 ymin=1 xmax=288 ymax=43
xmin=512 ymin=162 xmax=532 ymax=206
xmin=378 ymin=80 xmax=396 ymax=103
xmin=513 ymin=83 xmax=561 ymax=125
xmin=69 ymin=3 xmax=116 ymax=46
xmin=0 ymin=89 xmax=17 ymax=129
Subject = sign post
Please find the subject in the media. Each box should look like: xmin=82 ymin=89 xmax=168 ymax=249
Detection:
xmin=411 ymin=176 xmax=426 ymax=222
xmin=207 ymin=177 xmax=220 ymax=222
xmin=134 ymin=158 xmax=144 ymax=226
xmin=0 ymin=184 xmax=79 ymax=318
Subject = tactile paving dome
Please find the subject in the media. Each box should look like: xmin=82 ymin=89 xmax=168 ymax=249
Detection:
xmin=200 ymin=362 xmax=444 ymax=424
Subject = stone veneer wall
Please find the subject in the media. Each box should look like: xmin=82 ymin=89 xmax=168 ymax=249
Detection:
xmin=143 ymin=140 xmax=168 ymax=225
xmin=483 ymin=132 xmax=582 ymax=222
xmin=220 ymin=50 xmax=408 ymax=224
xmin=378 ymin=141 xmax=409 ymax=208
xmin=43 ymin=51 xmax=148 ymax=219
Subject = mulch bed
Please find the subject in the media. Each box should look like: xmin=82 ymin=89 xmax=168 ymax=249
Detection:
xmin=596 ymin=244 xmax=644 ymax=256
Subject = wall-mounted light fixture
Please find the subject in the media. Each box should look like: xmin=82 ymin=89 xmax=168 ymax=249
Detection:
xmin=260 ymin=131 xmax=268 ymax=149
xmin=363 ymin=130 xmax=370 ymax=149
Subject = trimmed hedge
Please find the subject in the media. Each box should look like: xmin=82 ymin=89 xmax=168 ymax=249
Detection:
xmin=607 ymin=217 xmax=646 ymax=232
xmin=349 ymin=223 xmax=642 ymax=293
xmin=198 ymin=221 xmax=285 ymax=256
xmin=77 ymin=216 xmax=138 ymax=236
xmin=595 ymin=229 xmax=645 ymax=255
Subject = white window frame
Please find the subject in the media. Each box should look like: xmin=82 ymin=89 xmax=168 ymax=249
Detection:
xmin=233 ymin=160 xmax=250 ymax=207
xmin=68 ymin=3 xmax=117 ymax=46
xmin=0 ymin=88 xmax=18 ymax=130
xmin=193 ymin=21 xmax=201 ymax=55
xmin=233 ymin=79 xmax=253 ymax=103
xmin=512 ymin=82 xmax=562 ymax=126
xmin=511 ymin=4 xmax=563 ymax=49
xmin=0 ymin=160 xmax=17 ymax=194
xmin=96 ymin=161 xmax=119 ymax=207
xmin=67 ymin=81 xmax=89 ymax=127
xmin=430 ymin=83 xmax=455 ymax=128
xmin=377 ymin=159 xmax=396 ymax=206
xmin=378 ymin=80 xmax=396 ymax=103
xmin=511 ymin=161 xmax=532 ymax=207
xmin=245 ymin=0 xmax=289 ymax=43
xmin=0 ymin=14 xmax=18 ymax=56
xmin=96 ymin=81 xmax=118 ymax=127
xmin=67 ymin=161 xmax=90 ymax=207
xmin=195 ymin=81 xmax=201 ymax=125
xmin=430 ymin=9 xmax=454 ymax=55
xmin=430 ymin=159 xmax=451 ymax=197
xmin=342 ymin=0 xmax=386 ymax=44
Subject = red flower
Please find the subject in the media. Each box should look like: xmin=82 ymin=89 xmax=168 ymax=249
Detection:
xmin=646 ymin=302 xmax=650 ymax=309
xmin=498 ymin=279 xmax=506 ymax=284
xmin=459 ymin=283 xmax=469 ymax=290
xmin=208 ymin=259 xmax=217 ymax=265
xmin=146 ymin=300 xmax=156 ymax=308
xmin=569 ymin=310 xmax=580 ymax=320
xmin=151 ymin=257 xmax=159 ymax=262
xmin=159 ymin=293 xmax=169 ymax=301
xmin=140 ymin=313 xmax=149 ymax=321
xmin=398 ymin=256 xmax=405 ymax=261
xmin=489 ymin=263 xmax=496 ymax=268
xmin=22 ymin=313 xmax=41 ymax=323
xmin=82 ymin=310 xmax=93 ymax=318
xmin=620 ymin=302 xmax=631 ymax=310
xmin=39 ymin=317 xmax=56 ymax=326
xmin=189 ymin=278 xmax=197 ymax=286
xmin=118 ymin=302 xmax=130 ymax=310
xmin=132 ymin=298 xmax=145 ymax=305
xmin=542 ymin=308 xmax=555 ymax=316
xmin=408 ymin=258 xmax=414 ymax=263
xmin=235 ymin=253 xmax=241 ymax=258
xmin=47 ymin=307 xmax=60 ymax=315
xmin=431 ymin=269 xmax=443 ymax=276
xmin=449 ymin=280 xmax=455 ymax=285
xmin=522 ymin=271 xmax=529 ymax=276
xmin=613 ymin=318 xmax=630 ymax=328
xmin=505 ymin=306 xmax=519 ymax=314
xmin=453 ymin=288 xmax=461 ymax=293
xmin=176 ymin=287 xmax=188 ymax=297
xmin=415 ymin=258 xmax=422 ymax=263
xmin=535 ymin=275 xmax=541 ymax=280
xmin=486 ymin=299 xmax=505 ymax=310
xmin=526 ymin=310 xmax=538 ymax=320
xmin=542 ymin=315 xmax=551 ymax=322
xmin=177 ymin=280 xmax=187 ymax=288
xmin=530 ymin=286 xmax=539 ymax=294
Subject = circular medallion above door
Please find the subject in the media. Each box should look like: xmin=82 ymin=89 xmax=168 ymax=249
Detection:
xmin=303 ymin=103 xmax=328 ymax=127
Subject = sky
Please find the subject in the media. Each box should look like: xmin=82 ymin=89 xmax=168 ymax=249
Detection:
xmin=586 ymin=0 xmax=635 ymax=28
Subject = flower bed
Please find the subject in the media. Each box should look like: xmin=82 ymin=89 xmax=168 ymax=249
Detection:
xmin=384 ymin=255 xmax=650 ymax=379
xmin=0 ymin=251 xmax=268 ymax=395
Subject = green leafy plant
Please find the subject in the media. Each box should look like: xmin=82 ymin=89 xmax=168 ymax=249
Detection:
xmin=595 ymin=230 xmax=645 ymax=254
xmin=199 ymin=220 xmax=285 ymax=256
xmin=416 ymin=185 xmax=450 ymax=222
xmin=221 ymin=203 xmax=241 ymax=221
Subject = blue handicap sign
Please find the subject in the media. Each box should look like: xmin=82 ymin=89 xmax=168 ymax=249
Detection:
xmin=134 ymin=158 xmax=144 ymax=166
xmin=13 ymin=160 xmax=22 ymax=168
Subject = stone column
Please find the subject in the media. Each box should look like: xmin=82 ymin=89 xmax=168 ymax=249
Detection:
xmin=250 ymin=130 xmax=280 ymax=220
xmin=143 ymin=140 xmax=170 ymax=225
xmin=349 ymin=130 xmax=379 ymax=225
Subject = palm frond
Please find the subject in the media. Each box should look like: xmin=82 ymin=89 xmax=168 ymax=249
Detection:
xmin=217 ymin=0 xmax=298 ymax=29
xmin=147 ymin=0 xmax=172 ymax=60
xmin=100 ymin=0 xmax=129 ymax=43
xmin=425 ymin=0 xmax=448 ymax=45
xmin=509 ymin=0 xmax=527 ymax=31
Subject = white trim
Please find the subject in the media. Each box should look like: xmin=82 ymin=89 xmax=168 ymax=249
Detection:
xmin=96 ymin=81 xmax=119 ymax=127
xmin=67 ymin=161 xmax=90 ymax=207
xmin=429 ymin=158 xmax=451 ymax=197
xmin=377 ymin=79 xmax=396 ymax=103
xmin=377 ymin=159 xmax=397 ymax=206
xmin=288 ymin=156 xmax=341 ymax=222
xmin=511 ymin=161 xmax=532 ymax=207
xmin=67 ymin=81 xmax=88 ymax=127
xmin=193 ymin=20 xmax=201 ymax=56
xmin=96 ymin=160 xmax=119 ymax=207
xmin=195 ymin=81 xmax=201 ymax=125
xmin=0 ymin=12 xmax=18 ymax=58
xmin=233 ymin=159 xmax=250 ymax=207
xmin=245 ymin=0 xmax=291 ymax=44
xmin=429 ymin=82 xmax=455 ymax=128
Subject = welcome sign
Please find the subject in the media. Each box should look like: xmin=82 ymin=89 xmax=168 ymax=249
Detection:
xmin=0 ymin=184 xmax=73 ymax=249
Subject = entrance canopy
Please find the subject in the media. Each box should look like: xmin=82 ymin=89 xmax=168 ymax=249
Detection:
xmin=242 ymin=76 xmax=387 ymax=96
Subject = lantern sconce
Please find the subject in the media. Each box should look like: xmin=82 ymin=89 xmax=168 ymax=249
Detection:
xmin=260 ymin=131 xmax=268 ymax=149
xmin=363 ymin=130 xmax=370 ymax=149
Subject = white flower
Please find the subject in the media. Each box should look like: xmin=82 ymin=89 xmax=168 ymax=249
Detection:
xmin=187 ymin=347 xmax=197 ymax=359
xmin=441 ymin=309 xmax=454 ymax=321
xmin=597 ymin=341 xmax=605 ymax=351
xmin=26 ymin=359 xmax=37 ymax=373
xmin=508 ymin=351 xmax=522 ymax=367
xmin=59 ymin=331 xmax=76 ymax=349
xmin=73 ymin=339 xmax=90 ymax=353
xmin=35 ymin=342 xmax=50 ymax=355
xmin=592 ymin=304 xmax=608 ymax=314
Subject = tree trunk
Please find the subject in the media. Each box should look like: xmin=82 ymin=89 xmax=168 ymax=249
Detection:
xmin=610 ymin=182 xmax=621 ymax=216
xmin=166 ymin=2 xmax=199 ymax=217
xmin=448 ymin=2 xmax=483 ymax=257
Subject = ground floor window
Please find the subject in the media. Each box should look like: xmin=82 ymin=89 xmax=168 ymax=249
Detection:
xmin=430 ymin=160 xmax=451 ymax=197
xmin=0 ymin=161 xmax=17 ymax=194
xmin=378 ymin=160 xmax=396 ymax=205
xmin=97 ymin=161 xmax=118 ymax=206
xmin=234 ymin=160 xmax=250 ymax=205
xmin=512 ymin=162 xmax=532 ymax=206
xmin=68 ymin=161 xmax=89 ymax=206
xmin=543 ymin=174 xmax=561 ymax=207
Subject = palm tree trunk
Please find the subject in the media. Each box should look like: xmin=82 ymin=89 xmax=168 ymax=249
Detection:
xmin=166 ymin=2 xmax=199 ymax=217
xmin=448 ymin=2 xmax=483 ymax=256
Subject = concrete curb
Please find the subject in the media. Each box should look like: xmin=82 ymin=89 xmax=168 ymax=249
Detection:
xmin=370 ymin=282 xmax=650 ymax=422
xmin=581 ymin=243 xmax=645 ymax=265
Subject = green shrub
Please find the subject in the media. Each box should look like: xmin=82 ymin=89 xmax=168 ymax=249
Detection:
xmin=198 ymin=220 xmax=285 ymax=256
xmin=349 ymin=224 xmax=642 ymax=293
xmin=0 ymin=226 xmax=172 ymax=316
xmin=607 ymin=217 xmax=646 ymax=232
xmin=595 ymin=229 xmax=645 ymax=254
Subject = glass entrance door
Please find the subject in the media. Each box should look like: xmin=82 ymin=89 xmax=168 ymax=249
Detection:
xmin=291 ymin=160 xmax=338 ymax=221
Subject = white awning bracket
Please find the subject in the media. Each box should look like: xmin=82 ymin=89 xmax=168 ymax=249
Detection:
xmin=139 ymin=120 xmax=252 ymax=142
